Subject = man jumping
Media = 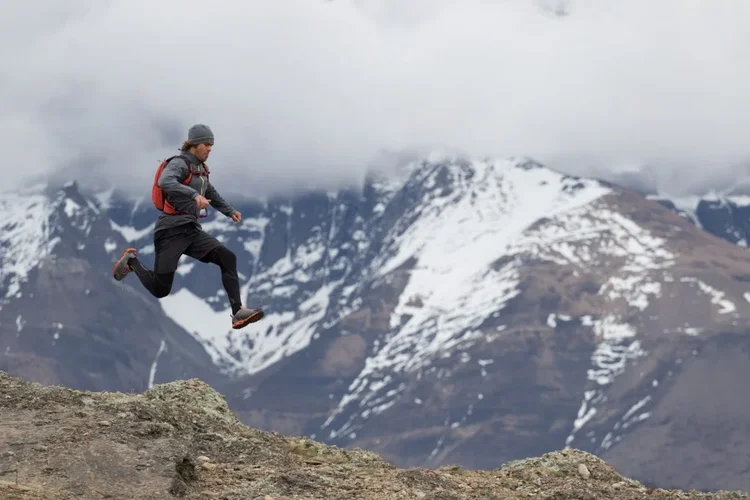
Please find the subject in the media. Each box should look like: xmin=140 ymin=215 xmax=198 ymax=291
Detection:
xmin=112 ymin=123 xmax=264 ymax=330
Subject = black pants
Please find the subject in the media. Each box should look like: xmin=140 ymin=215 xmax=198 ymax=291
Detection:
xmin=128 ymin=224 xmax=243 ymax=314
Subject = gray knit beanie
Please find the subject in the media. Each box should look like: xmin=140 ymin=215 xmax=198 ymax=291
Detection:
xmin=186 ymin=123 xmax=214 ymax=145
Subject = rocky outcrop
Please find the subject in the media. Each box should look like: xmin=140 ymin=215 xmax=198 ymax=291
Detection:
xmin=0 ymin=371 xmax=747 ymax=500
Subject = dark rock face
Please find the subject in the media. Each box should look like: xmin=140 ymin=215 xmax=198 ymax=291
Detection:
xmin=653 ymin=194 xmax=750 ymax=247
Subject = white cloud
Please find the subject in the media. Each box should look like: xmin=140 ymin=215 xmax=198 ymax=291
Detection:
xmin=2 ymin=0 xmax=750 ymax=197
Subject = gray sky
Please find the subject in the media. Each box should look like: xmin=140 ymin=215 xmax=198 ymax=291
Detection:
xmin=2 ymin=0 xmax=750 ymax=198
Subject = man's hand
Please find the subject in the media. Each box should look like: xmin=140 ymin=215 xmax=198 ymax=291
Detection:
xmin=196 ymin=195 xmax=211 ymax=210
xmin=231 ymin=211 xmax=242 ymax=223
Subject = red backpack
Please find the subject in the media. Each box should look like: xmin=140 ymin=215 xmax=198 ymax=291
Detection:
xmin=151 ymin=155 xmax=210 ymax=215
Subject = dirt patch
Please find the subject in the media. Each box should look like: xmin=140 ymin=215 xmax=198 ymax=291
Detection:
xmin=321 ymin=334 xmax=367 ymax=376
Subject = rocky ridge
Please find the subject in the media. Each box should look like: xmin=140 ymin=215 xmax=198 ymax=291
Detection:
xmin=0 ymin=370 xmax=747 ymax=499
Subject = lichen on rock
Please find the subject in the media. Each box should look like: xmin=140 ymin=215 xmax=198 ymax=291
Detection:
xmin=144 ymin=378 xmax=241 ymax=426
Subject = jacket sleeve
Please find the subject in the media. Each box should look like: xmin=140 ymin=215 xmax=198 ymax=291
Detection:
xmin=157 ymin=157 xmax=201 ymax=216
xmin=205 ymin=181 xmax=236 ymax=217
xmin=158 ymin=158 xmax=200 ymax=200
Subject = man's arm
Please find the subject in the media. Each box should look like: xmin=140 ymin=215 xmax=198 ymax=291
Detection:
xmin=205 ymin=181 xmax=237 ymax=218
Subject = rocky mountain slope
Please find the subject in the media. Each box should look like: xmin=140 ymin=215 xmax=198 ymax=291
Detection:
xmin=3 ymin=155 xmax=750 ymax=493
xmin=1 ymin=369 xmax=747 ymax=500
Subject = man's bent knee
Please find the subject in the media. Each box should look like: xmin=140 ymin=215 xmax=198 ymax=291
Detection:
xmin=207 ymin=245 xmax=236 ymax=268
xmin=152 ymin=273 xmax=174 ymax=298
xmin=222 ymin=246 xmax=237 ymax=267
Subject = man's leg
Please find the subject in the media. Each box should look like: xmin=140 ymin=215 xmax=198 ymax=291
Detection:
xmin=185 ymin=230 xmax=264 ymax=328
xmin=129 ymin=259 xmax=175 ymax=298
xmin=199 ymin=246 xmax=243 ymax=314
xmin=112 ymin=226 xmax=188 ymax=298
xmin=199 ymin=245 xmax=264 ymax=329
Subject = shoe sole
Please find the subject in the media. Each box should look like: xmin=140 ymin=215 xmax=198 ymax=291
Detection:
xmin=112 ymin=247 xmax=137 ymax=280
xmin=232 ymin=310 xmax=265 ymax=330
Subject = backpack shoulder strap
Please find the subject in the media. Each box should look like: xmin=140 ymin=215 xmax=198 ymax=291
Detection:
xmin=166 ymin=155 xmax=199 ymax=185
xmin=165 ymin=154 xmax=208 ymax=185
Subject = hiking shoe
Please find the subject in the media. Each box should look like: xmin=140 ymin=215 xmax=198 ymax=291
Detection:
xmin=112 ymin=247 xmax=138 ymax=281
xmin=231 ymin=307 xmax=264 ymax=330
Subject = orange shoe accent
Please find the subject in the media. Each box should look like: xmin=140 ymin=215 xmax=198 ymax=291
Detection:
xmin=232 ymin=309 xmax=264 ymax=330
xmin=112 ymin=247 xmax=138 ymax=277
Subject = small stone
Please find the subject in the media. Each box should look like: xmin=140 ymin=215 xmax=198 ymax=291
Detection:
xmin=196 ymin=456 xmax=211 ymax=463
xmin=201 ymin=462 xmax=217 ymax=471
xmin=613 ymin=481 xmax=625 ymax=489
xmin=289 ymin=441 xmax=318 ymax=458
xmin=98 ymin=420 xmax=111 ymax=427
xmin=168 ymin=477 xmax=187 ymax=496
xmin=578 ymin=463 xmax=590 ymax=479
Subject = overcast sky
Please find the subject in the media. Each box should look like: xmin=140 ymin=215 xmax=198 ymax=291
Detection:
xmin=2 ymin=0 xmax=750 ymax=198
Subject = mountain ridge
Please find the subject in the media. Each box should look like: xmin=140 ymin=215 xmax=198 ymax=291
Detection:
xmin=2 ymin=154 xmax=750 ymax=492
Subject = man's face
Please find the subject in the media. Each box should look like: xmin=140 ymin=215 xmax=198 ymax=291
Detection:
xmin=194 ymin=143 xmax=212 ymax=162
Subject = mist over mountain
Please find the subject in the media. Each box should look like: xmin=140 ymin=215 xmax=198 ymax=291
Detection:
xmin=3 ymin=0 xmax=750 ymax=199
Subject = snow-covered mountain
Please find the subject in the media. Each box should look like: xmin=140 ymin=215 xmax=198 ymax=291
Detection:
xmin=2 ymin=155 xmax=750 ymax=492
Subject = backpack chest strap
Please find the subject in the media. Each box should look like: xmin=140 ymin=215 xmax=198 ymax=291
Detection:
xmin=181 ymin=157 xmax=210 ymax=185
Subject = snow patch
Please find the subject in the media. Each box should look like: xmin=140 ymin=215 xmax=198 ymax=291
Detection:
xmin=160 ymin=279 xmax=338 ymax=377
xmin=109 ymin=220 xmax=154 ymax=242
xmin=601 ymin=394 xmax=653 ymax=451
xmin=148 ymin=340 xmax=167 ymax=389
xmin=104 ymin=239 xmax=117 ymax=253
xmin=63 ymin=198 xmax=81 ymax=218
xmin=176 ymin=262 xmax=194 ymax=276
xmin=547 ymin=313 xmax=557 ymax=328
xmin=680 ymin=277 xmax=736 ymax=314
xmin=0 ymin=194 xmax=61 ymax=299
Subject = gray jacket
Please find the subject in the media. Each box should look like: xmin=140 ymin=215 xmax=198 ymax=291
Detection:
xmin=155 ymin=152 xmax=237 ymax=233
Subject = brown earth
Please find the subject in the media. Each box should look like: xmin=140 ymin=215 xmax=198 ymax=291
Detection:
xmin=0 ymin=370 xmax=748 ymax=499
